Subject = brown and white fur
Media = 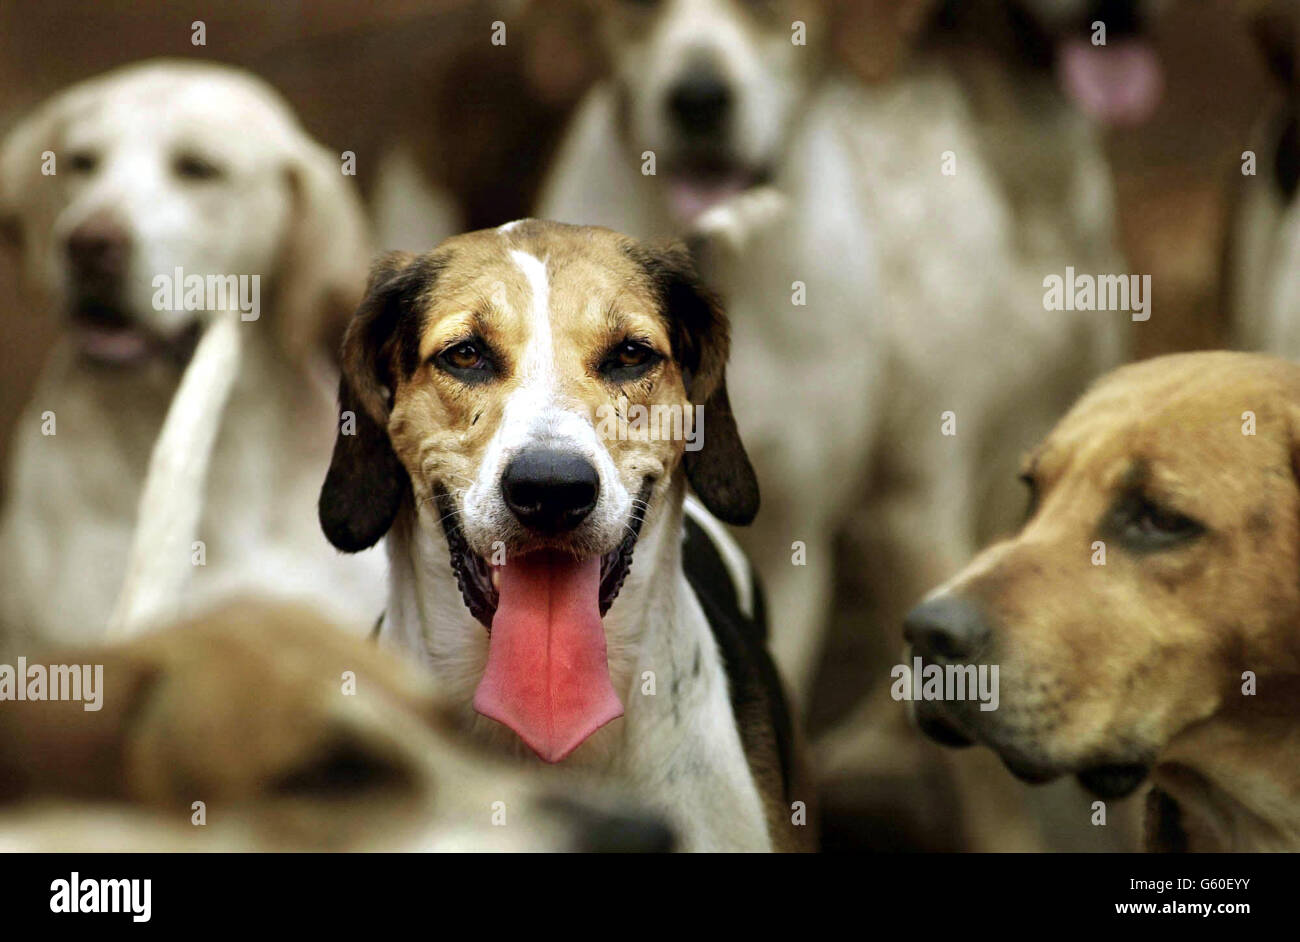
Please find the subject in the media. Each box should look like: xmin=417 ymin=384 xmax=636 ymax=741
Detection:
xmin=536 ymin=1 xmax=1131 ymax=725
xmin=318 ymin=220 xmax=812 ymax=852
xmin=905 ymin=352 xmax=1300 ymax=852
xmin=0 ymin=61 xmax=386 ymax=652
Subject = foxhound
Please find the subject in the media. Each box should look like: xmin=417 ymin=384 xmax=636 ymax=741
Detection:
xmin=318 ymin=220 xmax=812 ymax=852
xmin=905 ymin=352 xmax=1300 ymax=852
xmin=0 ymin=61 xmax=387 ymax=651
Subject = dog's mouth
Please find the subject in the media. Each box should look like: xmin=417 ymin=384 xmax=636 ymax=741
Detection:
xmin=68 ymin=299 xmax=200 ymax=366
xmin=436 ymin=483 xmax=652 ymax=764
xmin=1056 ymin=36 xmax=1163 ymax=126
xmin=663 ymin=156 xmax=770 ymax=226
xmin=914 ymin=686 xmax=1151 ymax=796
xmin=438 ymin=489 xmax=650 ymax=631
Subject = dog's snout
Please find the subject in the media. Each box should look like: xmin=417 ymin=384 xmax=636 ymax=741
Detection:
xmin=667 ymin=68 xmax=732 ymax=136
xmin=904 ymin=596 xmax=990 ymax=662
xmin=502 ymin=449 xmax=599 ymax=533
xmin=65 ymin=212 xmax=129 ymax=280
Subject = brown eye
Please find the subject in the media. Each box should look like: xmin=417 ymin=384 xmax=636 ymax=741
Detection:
xmin=435 ymin=340 xmax=494 ymax=382
xmin=617 ymin=343 xmax=651 ymax=367
xmin=447 ymin=342 xmax=482 ymax=369
xmin=600 ymin=341 xmax=660 ymax=381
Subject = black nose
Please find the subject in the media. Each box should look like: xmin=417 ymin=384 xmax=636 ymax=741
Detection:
xmin=667 ymin=69 xmax=732 ymax=136
xmin=66 ymin=212 xmax=129 ymax=281
xmin=502 ymin=450 xmax=599 ymax=533
xmin=903 ymin=596 xmax=991 ymax=662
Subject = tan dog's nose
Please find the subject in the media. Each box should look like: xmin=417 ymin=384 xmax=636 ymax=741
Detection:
xmin=904 ymin=596 xmax=990 ymax=662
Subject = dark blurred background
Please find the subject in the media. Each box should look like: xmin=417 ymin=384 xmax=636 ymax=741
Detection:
xmin=0 ymin=0 xmax=1276 ymax=482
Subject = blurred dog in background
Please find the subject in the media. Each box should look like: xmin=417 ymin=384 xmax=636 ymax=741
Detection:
xmin=0 ymin=599 xmax=675 ymax=852
xmin=538 ymin=0 xmax=905 ymax=711
xmin=0 ymin=60 xmax=386 ymax=652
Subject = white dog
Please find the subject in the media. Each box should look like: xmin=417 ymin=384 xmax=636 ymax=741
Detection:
xmin=538 ymin=0 xmax=1127 ymax=709
xmin=0 ymin=60 xmax=386 ymax=651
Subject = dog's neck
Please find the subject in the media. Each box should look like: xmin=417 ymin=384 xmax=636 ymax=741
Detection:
xmin=1152 ymin=677 xmax=1300 ymax=851
xmin=381 ymin=476 xmax=708 ymax=770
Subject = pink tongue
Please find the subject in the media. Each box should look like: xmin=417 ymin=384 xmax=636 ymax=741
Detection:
xmin=1058 ymin=39 xmax=1163 ymax=127
xmin=473 ymin=552 xmax=623 ymax=763
xmin=666 ymin=174 xmax=750 ymax=226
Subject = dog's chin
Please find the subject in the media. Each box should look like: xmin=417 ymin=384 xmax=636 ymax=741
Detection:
xmin=436 ymin=491 xmax=651 ymax=631
xmin=68 ymin=299 xmax=200 ymax=367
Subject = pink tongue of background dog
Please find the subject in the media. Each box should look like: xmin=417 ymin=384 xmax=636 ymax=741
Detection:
xmin=666 ymin=174 xmax=750 ymax=226
xmin=1059 ymin=39 xmax=1163 ymax=126
xmin=473 ymin=552 xmax=623 ymax=762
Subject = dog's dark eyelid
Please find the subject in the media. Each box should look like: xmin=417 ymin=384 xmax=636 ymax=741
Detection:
xmin=1107 ymin=492 xmax=1205 ymax=551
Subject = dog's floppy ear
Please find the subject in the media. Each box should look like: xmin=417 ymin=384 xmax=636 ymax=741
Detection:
xmin=275 ymin=137 xmax=372 ymax=365
xmin=319 ymin=252 xmax=432 ymax=552
xmin=633 ymin=241 xmax=759 ymax=525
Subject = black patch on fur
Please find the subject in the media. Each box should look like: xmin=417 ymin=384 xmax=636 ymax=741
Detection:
xmin=682 ymin=515 xmax=792 ymax=801
xmin=318 ymin=254 xmax=443 ymax=552
xmin=1144 ymin=786 xmax=1188 ymax=852
xmin=319 ymin=376 xmax=410 ymax=553
xmin=1275 ymin=113 xmax=1300 ymax=202
xmin=624 ymin=241 xmax=759 ymax=526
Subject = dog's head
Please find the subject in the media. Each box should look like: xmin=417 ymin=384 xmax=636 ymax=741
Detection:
xmin=319 ymin=220 xmax=756 ymax=761
xmin=0 ymin=59 xmax=367 ymax=367
xmin=905 ymin=353 xmax=1300 ymax=802
xmin=592 ymin=0 xmax=821 ymax=225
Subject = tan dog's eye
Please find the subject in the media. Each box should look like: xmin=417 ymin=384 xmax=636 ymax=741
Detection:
xmin=600 ymin=340 xmax=661 ymax=382
xmin=1107 ymin=494 xmax=1205 ymax=553
xmin=173 ymin=151 xmax=223 ymax=181
xmin=435 ymin=339 xmax=495 ymax=382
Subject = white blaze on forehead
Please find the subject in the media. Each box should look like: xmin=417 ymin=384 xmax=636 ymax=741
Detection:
xmin=498 ymin=219 xmax=524 ymax=233
xmin=510 ymin=249 xmax=553 ymax=384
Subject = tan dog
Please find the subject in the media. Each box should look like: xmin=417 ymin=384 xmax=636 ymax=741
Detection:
xmin=905 ymin=352 xmax=1300 ymax=852
xmin=0 ymin=599 xmax=675 ymax=852
xmin=319 ymin=220 xmax=812 ymax=852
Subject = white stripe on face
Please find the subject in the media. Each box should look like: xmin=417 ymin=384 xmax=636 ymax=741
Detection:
xmin=511 ymin=249 xmax=553 ymax=386
xmin=458 ymin=247 xmax=630 ymax=555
